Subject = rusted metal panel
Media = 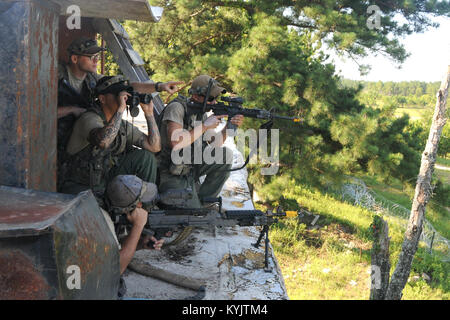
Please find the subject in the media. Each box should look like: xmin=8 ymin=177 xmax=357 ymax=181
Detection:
xmin=0 ymin=186 xmax=120 ymax=299
xmin=0 ymin=239 xmax=57 ymax=300
xmin=0 ymin=0 xmax=59 ymax=192
xmin=0 ymin=186 xmax=75 ymax=235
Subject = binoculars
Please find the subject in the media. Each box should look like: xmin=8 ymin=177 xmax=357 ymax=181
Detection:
xmin=126 ymin=88 xmax=152 ymax=117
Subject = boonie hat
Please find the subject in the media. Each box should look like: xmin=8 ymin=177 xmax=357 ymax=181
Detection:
xmin=68 ymin=37 xmax=106 ymax=55
xmin=106 ymin=175 xmax=159 ymax=209
xmin=188 ymin=75 xmax=226 ymax=98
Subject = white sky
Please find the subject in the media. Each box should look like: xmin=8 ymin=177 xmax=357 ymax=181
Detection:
xmin=330 ymin=16 xmax=450 ymax=83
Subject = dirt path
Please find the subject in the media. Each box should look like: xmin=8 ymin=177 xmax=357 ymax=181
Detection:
xmin=435 ymin=164 xmax=450 ymax=171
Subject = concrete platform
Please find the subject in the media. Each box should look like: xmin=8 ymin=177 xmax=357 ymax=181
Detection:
xmin=122 ymin=112 xmax=288 ymax=300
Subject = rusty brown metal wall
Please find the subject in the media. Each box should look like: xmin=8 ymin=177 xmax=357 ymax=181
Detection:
xmin=0 ymin=0 xmax=59 ymax=192
xmin=0 ymin=186 xmax=120 ymax=300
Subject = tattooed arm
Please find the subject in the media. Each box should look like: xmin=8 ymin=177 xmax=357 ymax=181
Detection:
xmin=88 ymin=110 xmax=123 ymax=149
xmin=88 ymin=92 xmax=128 ymax=149
xmin=138 ymin=101 xmax=161 ymax=153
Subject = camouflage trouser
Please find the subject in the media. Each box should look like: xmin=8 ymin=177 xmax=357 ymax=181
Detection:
xmin=158 ymin=146 xmax=233 ymax=208
xmin=107 ymin=148 xmax=158 ymax=185
xmin=61 ymin=148 xmax=157 ymax=198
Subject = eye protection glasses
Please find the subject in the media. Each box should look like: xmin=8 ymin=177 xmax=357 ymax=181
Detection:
xmin=79 ymin=53 xmax=101 ymax=61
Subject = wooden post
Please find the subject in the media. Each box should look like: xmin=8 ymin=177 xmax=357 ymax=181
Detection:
xmin=385 ymin=66 xmax=450 ymax=300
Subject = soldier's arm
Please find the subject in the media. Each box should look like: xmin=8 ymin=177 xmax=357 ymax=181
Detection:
xmin=88 ymin=111 xmax=123 ymax=149
xmin=131 ymin=81 xmax=183 ymax=95
xmin=57 ymin=106 xmax=86 ymax=119
xmin=88 ymin=92 xmax=128 ymax=149
xmin=119 ymin=207 xmax=147 ymax=275
xmin=215 ymin=114 xmax=244 ymax=146
xmin=136 ymin=101 xmax=161 ymax=153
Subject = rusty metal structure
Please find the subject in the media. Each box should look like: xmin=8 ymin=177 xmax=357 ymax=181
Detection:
xmin=0 ymin=186 xmax=120 ymax=299
xmin=0 ymin=0 xmax=163 ymax=299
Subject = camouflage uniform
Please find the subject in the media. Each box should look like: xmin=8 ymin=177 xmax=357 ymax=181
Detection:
xmin=158 ymin=90 xmax=232 ymax=208
xmin=61 ymin=104 xmax=157 ymax=200
xmin=57 ymin=37 xmax=106 ymax=191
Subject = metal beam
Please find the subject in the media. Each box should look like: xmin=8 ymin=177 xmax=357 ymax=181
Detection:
xmin=51 ymin=0 xmax=163 ymax=22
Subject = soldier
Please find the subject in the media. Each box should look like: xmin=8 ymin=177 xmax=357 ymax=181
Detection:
xmin=58 ymin=37 xmax=181 ymax=118
xmin=104 ymin=175 xmax=164 ymax=276
xmin=60 ymin=75 xmax=160 ymax=202
xmin=158 ymin=75 xmax=244 ymax=208
xmin=57 ymin=37 xmax=182 ymax=190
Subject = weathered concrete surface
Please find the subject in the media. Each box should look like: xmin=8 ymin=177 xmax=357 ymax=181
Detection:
xmin=122 ymin=114 xmax=288 ymax=300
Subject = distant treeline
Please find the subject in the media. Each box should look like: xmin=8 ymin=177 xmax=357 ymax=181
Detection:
xmin=340 ymin=79 xmax=441 ymax=97
xmin=340 ymin=79 xmax=442 ymax=110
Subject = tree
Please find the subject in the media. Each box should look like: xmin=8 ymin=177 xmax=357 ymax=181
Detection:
xmin=112 ymin=1 xmax=450 ymax=189
xmin=370 ymin=67 xmax=449 ymax=300
xmin=128 ymin=0 xmax=449 ymax=82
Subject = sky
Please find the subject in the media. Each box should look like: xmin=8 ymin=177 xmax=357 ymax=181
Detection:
xmin=329 ymin=16 xmax=450 ymax=83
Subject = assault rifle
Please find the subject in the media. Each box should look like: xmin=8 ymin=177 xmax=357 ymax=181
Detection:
xmin=110 ymin=198 xmax=298 ymax=272
xmin=186 ymin=96 xmax=302 ymax=130
xmin=186 ymin=85 xmax=302 ymax=172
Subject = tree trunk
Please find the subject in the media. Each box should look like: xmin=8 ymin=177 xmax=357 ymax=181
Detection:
xmin=385 ymin=66 xmax=449 ymax=300
xmin=370 ymin=216 xmax=391 ymax=300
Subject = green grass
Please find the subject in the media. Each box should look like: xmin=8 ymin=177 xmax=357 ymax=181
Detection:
xmin=394 ymin=108 xmax=426 ymax=121
xmin=256 ymin=178 xmax=449 ymax=300
xmin=435 ymin=168 xmax=450 ymax=185
xmin=358 ymin=175 xmax=450 ymax=240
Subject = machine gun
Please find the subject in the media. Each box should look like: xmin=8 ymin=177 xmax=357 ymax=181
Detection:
xmin=109 ymin=197 xmax=298 ymax=272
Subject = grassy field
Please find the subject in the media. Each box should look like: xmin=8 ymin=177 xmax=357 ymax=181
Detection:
xmin=359 ymin=175 xmax=450 ymax=240
xmin=394 ymin=107 xmax=426 ymax=121
xmin=258 ymin=178 xmax=449 ymax=300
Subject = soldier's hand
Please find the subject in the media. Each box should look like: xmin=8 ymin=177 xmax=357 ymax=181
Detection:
xmin=160 ymin=81 xmax=184 ymax=94
xmin=139 ymin=235 xmax=164 ymax=250
xmin=71 ymin=106 xmax=87 ymax=117
xmin=203 ymin=115 xmax=227 ymax=130
xmin=57 ymin=106 xmax=86 ymax=119
xmin=126 ymin=207 xmax=148 ymax=229
xmin=118 ymin=91 xmax=131 ymax=113
xmin=140 ymin=100 xmax=154 ymax=116
xmin=230 ymin=114 xmax=244 ymax=127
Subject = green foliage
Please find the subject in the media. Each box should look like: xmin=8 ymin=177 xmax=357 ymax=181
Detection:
xmin=369 ymin=215 xmax=384 ymax=240
xmin=432 ymin=180 xmax=450 ymax=207
xmin=412 ymin=250 xmax=449 ymax=292
xmin=262 ymin=178 xmax=449 ymax=299
xmin=102 ymin=0 xmax=450 ymax=300
xmin=111 ymin=1 xmax=450 ymax=190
